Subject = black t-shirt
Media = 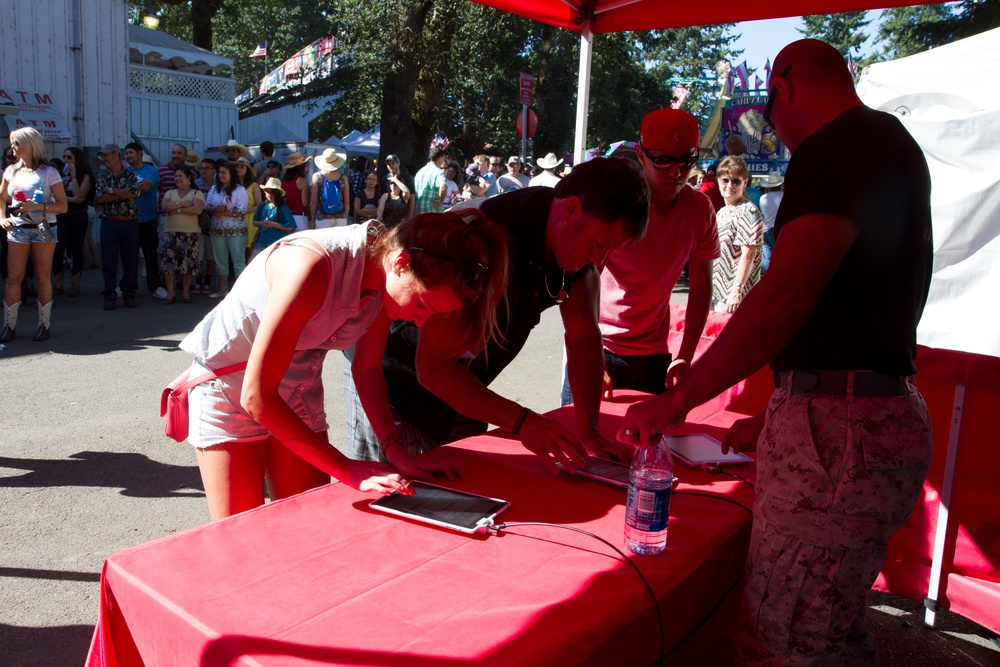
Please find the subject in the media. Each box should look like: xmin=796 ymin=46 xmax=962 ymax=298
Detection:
xmin=771 ymin=105 xmax=933 ymax=376
xmin=383 ymin=187 xmax=589 ymax=442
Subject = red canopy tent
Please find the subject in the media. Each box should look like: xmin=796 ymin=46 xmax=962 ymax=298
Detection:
xmin=472 ymin=0 xmax=944 ymax=160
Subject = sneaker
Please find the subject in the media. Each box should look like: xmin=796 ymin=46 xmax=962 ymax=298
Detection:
xmin=190 ymin=284 xmax=202 ymax=294
xmin=154 ymin=286 xmax=169 ymax=299
xmin=116 ymin=287 xmax=123 ymax=297
xmin=208 ymin=291 xmax=227 ymax=299
xmin=104 ymin=299 xmax=116 ymax=311
xmin=124 ymin=295 xmax=137 ymax=308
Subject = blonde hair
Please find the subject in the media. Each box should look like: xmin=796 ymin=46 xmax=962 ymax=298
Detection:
xmin=10 ymin=127 xmax=47 ymax=169
xmin=369 ymin=209 xmax=510 ymax=356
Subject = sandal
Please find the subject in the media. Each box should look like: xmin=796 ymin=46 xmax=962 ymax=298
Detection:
xmin=163 ymin=297 xmax=176 ymax=305
xmin=182 ymin=297 xmax=192 ymax=304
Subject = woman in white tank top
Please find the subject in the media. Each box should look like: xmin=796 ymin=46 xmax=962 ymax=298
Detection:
xmin=180 ymin=210 xmax=510 ymax=520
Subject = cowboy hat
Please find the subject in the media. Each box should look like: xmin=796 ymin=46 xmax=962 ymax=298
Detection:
xmin=315 ymin=147 xmax=347 ymax=172
xmin=283 ymin=151 xmax=312 ymax=170
xmin=184 ymin=149 xmax=201 ymax=167
xmin=234 ymin=156 xmax=257 ymax=180
xmin=760 ymin=171 xmax=784 ymax=188
xmin=536 ymin=152 xmax=564 ymax=170
xmin=261 ymin=177 xmax=286 ymax=196
xmin=224 ymin=139 xmax=248 ymax=157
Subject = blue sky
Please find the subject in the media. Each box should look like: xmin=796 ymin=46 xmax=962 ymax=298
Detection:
xmin=730 ymin=13 xmax=882 ymax=81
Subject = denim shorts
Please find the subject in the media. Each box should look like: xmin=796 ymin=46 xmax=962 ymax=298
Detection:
xmin=186 ymin=363 xmax=329 ymax=448
xmin=8 ymin=223 xmax=56 ymax=244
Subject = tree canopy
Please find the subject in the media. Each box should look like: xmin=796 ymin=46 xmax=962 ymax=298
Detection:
xmin=138 ymin=0 xmax=738 ymax=171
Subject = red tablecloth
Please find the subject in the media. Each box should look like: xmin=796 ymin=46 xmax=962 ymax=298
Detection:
xmin=86 ymin=394 xmax=755 ymax=666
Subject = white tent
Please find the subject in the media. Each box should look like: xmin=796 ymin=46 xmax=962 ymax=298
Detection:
xmin=857 ymin=28 xmax=1000 ymax=358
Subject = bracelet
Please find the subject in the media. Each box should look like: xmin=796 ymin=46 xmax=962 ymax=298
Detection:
xmin=381 ymin=435 xmax=403 ymax=454
xmin=511 ymin=407 xmax=531 ymax=436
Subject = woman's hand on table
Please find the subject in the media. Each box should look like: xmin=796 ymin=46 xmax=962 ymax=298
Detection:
xmin=617 ymin=390 xmax=689 ymax=447
xmin=722 ymin=411 xmax=765 ymax=455
xmin=518 ymin=412 xmax=588 ymax=474
xmin=342 ymin=460 xmax=414 ymax=496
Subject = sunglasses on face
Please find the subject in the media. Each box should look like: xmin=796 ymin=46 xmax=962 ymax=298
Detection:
xmin=639 ymin=144 xmax=698 ymax=171
xmin=719 ymin=177 xmax=744 ymax=186
xmin=763 ymin=64 xmax=792 ymax=131
xmin=405 ymin=247 xmax=489 ymax=288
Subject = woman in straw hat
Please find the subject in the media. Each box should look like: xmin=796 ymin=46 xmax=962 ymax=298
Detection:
xmin=235 ymin=157 xmax=261 ymax=261
xmin=178 ymin=209 xmax=510 ymax=520
xmin=249 ymin=177 xmax=295 ymax=260
xmin=280 ymin=152 xmax=311 ymax=231
xmin=310 ymin=147 xmax=349 ymax=229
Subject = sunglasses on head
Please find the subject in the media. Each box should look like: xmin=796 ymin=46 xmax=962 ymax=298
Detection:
xmin=638 ymin=144 xmax=698 ymax=171
xmin=405 ymin=247 xmax=489 ymax=288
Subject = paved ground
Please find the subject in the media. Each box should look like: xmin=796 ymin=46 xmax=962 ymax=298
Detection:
xmin=1 ymin=269 xmax=997 ymax=665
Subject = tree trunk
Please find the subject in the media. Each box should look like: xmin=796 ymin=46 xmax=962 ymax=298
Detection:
xmin=378 ymin=1 xmax=434 ymax=176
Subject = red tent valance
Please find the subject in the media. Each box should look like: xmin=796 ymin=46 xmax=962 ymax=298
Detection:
xmin=472 ymin=0 xmax=946 ymax=33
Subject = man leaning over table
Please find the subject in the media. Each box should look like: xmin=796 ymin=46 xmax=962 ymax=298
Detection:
xmin=618 ymin=39 xmax=934 ymax=665
xmin=345 ymin=157 xmax=650 ymax=471
xmin=562 ymin=107 xmax=718 ymax=405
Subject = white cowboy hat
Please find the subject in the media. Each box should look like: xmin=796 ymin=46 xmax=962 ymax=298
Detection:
xmin=760 ymin=171 xmax=784 ymax=188
xmin=315 ymin=147 xmax=347 ymax=172
xmin=536 ymin=152 xmax=564 ymax=170
xmin=224 ymin=139 xmax=248 ymax=157
xmin=261 ymin=177 xmax=286 ymax=196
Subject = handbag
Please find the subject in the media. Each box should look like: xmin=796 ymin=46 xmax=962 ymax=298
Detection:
xmin=160 ymin=362 xmax=248 ymax=442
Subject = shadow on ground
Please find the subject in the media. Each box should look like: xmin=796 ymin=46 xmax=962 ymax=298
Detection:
xmin=0 ymin=623 xmax=95 ymax=667
xmin=0 ymin=451 xmax=204 ymax=498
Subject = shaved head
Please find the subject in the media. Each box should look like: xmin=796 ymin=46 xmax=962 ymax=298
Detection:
xmin=774 ymin=39 xmax=856 ymax=95
xmin=769 ymin=39 xmax=863 ymax=152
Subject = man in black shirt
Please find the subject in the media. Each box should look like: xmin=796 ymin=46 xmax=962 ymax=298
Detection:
xmin=346 ymin=158 xmax=649 ymax=472
xmin=619 ymin=39 xmax=934 ymax=663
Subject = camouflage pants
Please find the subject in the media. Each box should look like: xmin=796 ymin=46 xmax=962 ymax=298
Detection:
xmin=736 ymin=378 xmax=932 ymax=666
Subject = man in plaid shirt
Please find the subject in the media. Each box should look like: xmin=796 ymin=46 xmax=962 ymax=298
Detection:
xmin=413 ymin=147 xmax=447 ymax=215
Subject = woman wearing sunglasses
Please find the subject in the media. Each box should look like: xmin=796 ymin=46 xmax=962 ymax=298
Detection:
xmin=178 ymin=209 xmax=509 ymax=520
xmin=711 ymin=155 xmax=764 ymax=313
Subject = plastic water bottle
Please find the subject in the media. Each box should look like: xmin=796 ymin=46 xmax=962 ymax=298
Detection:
xmin=625 ymin=436 xmax=676 ymax=555
xmin=31 ymin=186 xmax=45 ymax=204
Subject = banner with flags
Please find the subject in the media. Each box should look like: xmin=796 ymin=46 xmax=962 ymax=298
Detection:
xmin=735 ymin=61 xmax=750 ymax=91
xmin=249 ymin=42 xmax=267 ymax=58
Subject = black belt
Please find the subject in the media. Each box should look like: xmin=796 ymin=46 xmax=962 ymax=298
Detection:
xmin=775 ymin=370 xmax=907 ymax=397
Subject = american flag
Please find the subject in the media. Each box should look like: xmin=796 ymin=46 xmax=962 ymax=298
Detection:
xmin=249 ymin=42 xmax=267 ymax=58
xmin=847 ymin=55 xmax=860 ymax=79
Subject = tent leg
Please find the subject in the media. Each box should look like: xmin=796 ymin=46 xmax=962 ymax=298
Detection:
xmin=573 ymin=22 xmax=593 ymax=165
xmin=924 ymin=383 xmax=965 ymax=628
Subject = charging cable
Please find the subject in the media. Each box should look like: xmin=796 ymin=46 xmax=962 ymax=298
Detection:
xmin=487 ymin=521 xmax=665 ymax=667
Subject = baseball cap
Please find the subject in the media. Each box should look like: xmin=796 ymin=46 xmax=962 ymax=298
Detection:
xmin=385 ymin=154 xmax=400 ymax=163
xmin=96 ymin=143 xmax=121 ymax=156
xmin=507 ymin=155 xmax=522 ymax=165
xmin=639 ymin=108 xmax=699 ymax=151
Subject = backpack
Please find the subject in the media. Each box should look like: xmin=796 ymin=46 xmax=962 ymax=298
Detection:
xmin=320 ymin=174 xmax=345 ymax=215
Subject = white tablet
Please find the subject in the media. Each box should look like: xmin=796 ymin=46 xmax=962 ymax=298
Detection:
xmin=667 ymin=433 xmax=753 ymax=469
xmin=369 ymin=481 xmax=510 ymax=534
xmin=573 ymin=456 xmax=631 ymax=488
